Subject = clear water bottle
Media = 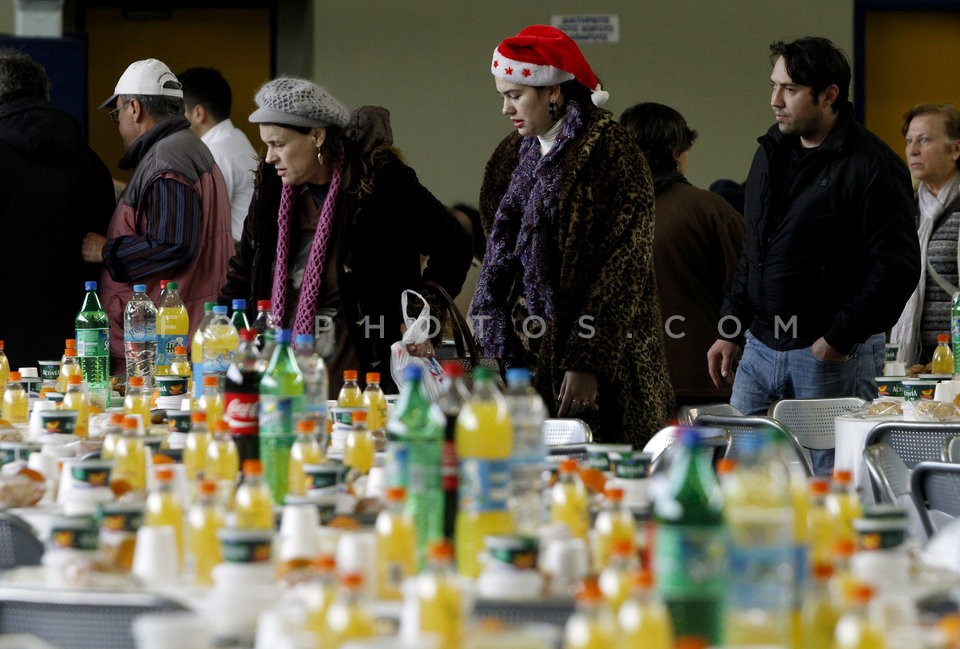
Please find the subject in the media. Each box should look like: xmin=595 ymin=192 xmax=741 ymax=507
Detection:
xmin=123 ymin=283 xmax=157 ymax=388
xmin=504 ymin=367 xmax=546 ymax=534
xmin=294 ymin=333 xmax=329 ymax=428
xmin=252 ymin=299 xmax=279 ymax=352
xmin=75 ymin=281 xmax=110 ymax=399
xmin=202 ymin=305 xmax=239 ymax=380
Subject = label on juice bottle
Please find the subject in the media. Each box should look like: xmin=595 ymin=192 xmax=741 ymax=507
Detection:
xmin=458 ymin=458 xmax=510 ymax=513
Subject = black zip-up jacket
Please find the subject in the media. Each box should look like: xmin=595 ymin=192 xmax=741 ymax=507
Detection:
xmin=720 ymin=102 xmax=920 ymax=355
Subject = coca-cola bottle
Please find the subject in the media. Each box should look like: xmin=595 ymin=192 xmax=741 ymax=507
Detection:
xmin=225 ymin=328 xmax=265 ymax=466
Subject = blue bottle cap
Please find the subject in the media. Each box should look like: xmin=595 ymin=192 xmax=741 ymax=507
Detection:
xmin=276 ymin=329 xmax=292 ymax=344
xmin=404 ymin=364 xmax=422 ymax=381
xmin=84 ymin=281 xmax=97 ymax=290
xmin=506 ymin=367 xmax=532 ymax=385
xmin=212 ymin=305 xmax=228 ymax=315
xmin=133 ymin=284 xmax=147 ymax=293
xmin=232 ymin=299 xmax=247 ymax=310
xmin=294 ymin=333 xmax=314 ymax=347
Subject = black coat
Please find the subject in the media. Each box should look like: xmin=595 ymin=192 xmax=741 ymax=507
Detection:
xmin=722 ymin=103 xmax=920 ymax=354
xmin=219 ymin=109 xmax=472 ymax=393
xmin=0 ymin=98 xmax=115 ymax=369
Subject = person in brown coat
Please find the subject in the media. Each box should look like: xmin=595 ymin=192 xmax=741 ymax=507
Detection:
xmin=472 ymin=25 xmax=673 ymax=446
xmin=620 ymin=102 xmax=744 ymax=410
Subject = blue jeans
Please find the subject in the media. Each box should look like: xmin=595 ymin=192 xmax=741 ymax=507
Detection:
xmin=855 ymin=332 xmax=886 ymax=402
xmin=731 ymin=331 xmax=859 ymax=476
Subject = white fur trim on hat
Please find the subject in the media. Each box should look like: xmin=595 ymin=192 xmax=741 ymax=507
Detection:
xmin=490 ymin=48 xmax=574 ymax=87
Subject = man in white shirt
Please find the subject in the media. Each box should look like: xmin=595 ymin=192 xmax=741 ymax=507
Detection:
xmin=179 ymin=67 xmax=258 ymax=242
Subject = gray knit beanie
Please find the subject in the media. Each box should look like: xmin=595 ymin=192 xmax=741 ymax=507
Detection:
xmin=248 ymin=77 xmax=350 ymax=129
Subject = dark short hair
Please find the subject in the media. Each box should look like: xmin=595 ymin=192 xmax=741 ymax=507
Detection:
xmin=560 ymin=78 xmax=599 ymax=116
xmin=0 ymin=48 xmax=50 ymax=103
xmin=178 ymin=67 xmax=232 ymax=123
xmin=121 ymin=94 xmax=185 ymax=121
xmin=451 ymin=203 xmax=485 ymax=261
xmin=770 ymin=37 xmax=850 ymax=111
xmin=619 ymin=102 xmax=698 ymax=177
xmin=902 ymin=103 xmax=960 ymax=170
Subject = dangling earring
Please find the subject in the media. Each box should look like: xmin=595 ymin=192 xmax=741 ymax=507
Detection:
xmin=316 ymin=146 xmax=324 ymax=167
xmin=548 ymin=101 xmax=560 ymax=121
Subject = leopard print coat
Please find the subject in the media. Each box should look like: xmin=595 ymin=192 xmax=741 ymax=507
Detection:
xmin=479 ymin=107 xmax=673 ymax=447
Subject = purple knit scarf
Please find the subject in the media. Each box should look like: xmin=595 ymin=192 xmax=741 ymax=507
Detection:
xmin=271 ymin=144 xmax=344 ymax=337
xmin=471 ymin=101 xmax=583 ymax=362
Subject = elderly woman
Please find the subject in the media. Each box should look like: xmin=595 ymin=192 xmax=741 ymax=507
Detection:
xmin=619 ymin=102 xmax=744 ymax=410
xmin=219 ymin=78 xmax=471 ymax=395
xmin=471 ymin=25 xmax=673 ymax=446
xmin=890 ymin=104 xmax=960 ymax=366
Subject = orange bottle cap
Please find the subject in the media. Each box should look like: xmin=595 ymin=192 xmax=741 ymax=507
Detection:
xmin=128 ymin=376 xmax=144 ymax=387
xmin=558 ymin=458 xmax=578 ymax=473
xmin=939 ymin=333 xmax=950 ymax=343
xmin=385 ymin=486 xmax=406 ymax=502
xmin=833 ymin=469 xmax=853 ymax=484
xmin=64 ymin=348 xmax=77 ymax=357
xmin=242 ymin=459 xmax=262 ymax=476
xmin=110 ymin=413 xmax=125 ymax=424
xmin=632 ymin=568 xmax=654 ymax=589
xmin=296 ymin=419 xmax=317 ymax=434
xmin=203 ymin=375 xmax=219 ymax=386
xmin=174 ymin=345 xmax=187 ymax=355
xmin=604 ymin=486 xmax=624 ymax=501
xmin=65 ymin=339 xmax=76 ymax=347
xmin=313 ymin=554 xmax=336 ymax=572
xmin=427 ymin=540 xmax=454 ymax=561
xmin=123 ymin=415 xmax=139 ymax=429
xmin=610 ymin=538 xmax=634 ymax=557
xmin=154 ymin=466 xmax=174 ymax=482
xmin=340 ymin=572 xmax=365 ymax=588
xmin=343 ymin=370 xmax=358 ymax=381
xmin=365 ymin=372 xmax=380 ymax=384
xmin=7 ymin=371 xmax=19 ymax=381
xmin=68 ymin=374 xmax=82 ymax=385
xmin=716 ymin=458 xmax=738 ymax=475
xmin=198 ymin=479 xmax=217 ymax=496
xmin=809 ymin=477 xmax=830 ymax=495
xmin=212 ymin=420 xmax=230 ymax=433
xmin=191 ymin=411 xmax=207 ymax=423
xmin=575 ymin=576 xmax=603 ymax=602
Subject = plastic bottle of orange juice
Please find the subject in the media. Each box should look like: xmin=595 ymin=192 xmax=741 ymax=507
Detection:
xmin=826 ymin=470 xmax=861 ymax=546
xmin=325 ymin=572 xmax=376 ymax=648
xmin=234 ymin=459 xmax=274 ymax=530
xmin=564 ymin=577 xmax=618 ymax=649
xmin=617 ymin=569 xmax=674 ymax=649
xmin=112 ymin=415 xmax=147 ymax=491
xmin=123 ymin=376 xmax=151 ymax=428
xmin=1 ymin=371 xmax=28 ymax=423
xmin=156 ymin=281 xmax=189 ymax=377
xmin=100 ymin=412 xmax=126 ymax=460
xmin=833 ymin=583 xmax=886 ymax=649
xmin=454 ymin=366 xmax=513 ymax=577
xmin=197 ymin=374 xmax=225 ymax=428
xmin=145 ymin=464 xmax=185 ymax=568
xmin=204 ymin=420 xmax=239 ymax=485
xmin=593 ymin=485 xmax=636 ymax=570
xmin=417 ymin=540 xmax=463 ymax=649
xmin=187 ymin=478 xmax=223 ymax=585
xmin=375 ymin=485 xmax=416 ymax=600
xmin=57 ymin=347 xmax=82 ymax=394
xmin=552 ymin=458 xmax=590 ymax=541
xmin=61 ymin=374 xmax=90 ymax=436
xmin=288 ymin=418 xmax=323 ymax=497
xmin=598 ymin=538 xmax=637 ymax=613
xmin=337 ymin=370 xmax=363 ymax=407
xmin=183 ymin=411 xmax=211 ymax=483
xmin=362 ymin=372 xmax=388 ymax=434
xmin=344 ymin=409 xmax=375 ymax=476
xmin=303 ymin=554 xmax=338 ymax=644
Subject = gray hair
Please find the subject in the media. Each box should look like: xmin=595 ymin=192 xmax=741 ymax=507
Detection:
xmin=121 ymin=93 xmax=184 ymax=121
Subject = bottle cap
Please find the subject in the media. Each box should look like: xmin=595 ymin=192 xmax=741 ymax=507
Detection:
xmin=203 ymin=301 xmax=216 ymax=312
xmin=212 ymin=305 xmax=228 ymax=315
xmin=68 ymin=374 xmax=83 ymax=385
xmin=190 ymin=411 xmax=207 ymax=423
xmin=575 ymin=576 xmax=602 ymax=602
xmin=939 ymin=333 xmax=950 ymax=343
xmin=833 ymin=469 xmax=853 ymax=485
xmin=715 ymin=458 xmax=737 ymax=475
xmin=110 ymin=412 xmax=125 ymax=425
xmin=65 ymin=339 xmax=76 ymax=348
xmin=295 ymin=419 xmax=317 ymax=434
xmin=133 ymin=284 xmax=147 ymax=293
xmin=174 ymin=345 xmax=187 ymax=355
xmin=242 ymin=459 xmax=262 ymax=476
xmin=198 ymin=479 xmax=217 ymax=496
xmin=365 ymin=372 xmax=380 ymax=384
xmin=7 ymin=371 xmax=20 ymax=381
xmin=632 ymin=568 xmax=654 ymax=589
xmin=603 ymin=485 xmax=624 ymax=501
xmin=312 ymin=553 xmax=336 ymax=572
xmin=84 ymin=280 xmax=97 ymax=290
xmin=558 ymin=458 xmax=578 ymax=473
xmin=0 ymin=340 xmax=4 ymax=349
xmin=257 ymin=300 xmax=271 ymax=311
xmin=404 ymin=365 xmax=422 ymax=381
xmin=343 ymin=370 xmax=358 ymax=381
xmin=809 ymin=477 xmax=830 ymax=496
xmin=166 ymin=281 xmax=178 ymax=291
xmin=128 ymin=376 xmax=144 ymax=387
xmin=340 ymin=572 xmax=365 ymax=588
xmin=231 ymin=299 xmax=247 ymax=310
xmin=203 ymin=375 xmax=219 ymax=387
xmin=849 ymin=582 xmax=875 ymax=604
xmin=123 ymin=415 xmax=139 ymax=430
xmin=426 ymin=540 xmax=454 ymax=562
xmin=811 ymin=562 xmax=835 ymax=580
xmin=440 ymin=361 xmax=463 ymax=378
xmin=505 ymin=367 xmax=532 ymax=385
xmin=64 ymin=349 xmax=77 ymax=357
xmin=212 ymin=420 xmax=230 ymax=434
xmin=610 ymin=538 xmax=634 ymax=557
xmin=833 ymin=538 xmax=856 ymax=558
xmin=154 ymin=465 xmax=174 ymax=483
xmin=239 ymin=329 xmax=256 ymax=341
xmin=160 ymin=280 xmax=168 ymax=289
xmin=276 ymin=329 xmax=291 ymax=344
xmin=384 ymin=485 xmax=406 ymax=502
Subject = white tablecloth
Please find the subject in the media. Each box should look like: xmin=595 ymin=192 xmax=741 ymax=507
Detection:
xmin=834 ymin=414 xmax=907 ymax=503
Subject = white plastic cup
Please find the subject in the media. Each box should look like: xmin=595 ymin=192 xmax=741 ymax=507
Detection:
xmin=540 ymin=538 xmax=589 ymax=597
xmin=278 ymin=503 xmax=320 ymax=561
xmin=133 ymin=611 xmax=212 ymax=649
xmin=336 ymin=530 xmax=377 ymax=596
xmin=132 ymin=525 xmax=179 ymax=586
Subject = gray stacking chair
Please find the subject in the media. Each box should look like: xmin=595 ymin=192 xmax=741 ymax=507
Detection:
xmin=694 ymin=413 xmax=814 ymax=476
xmin=911 ymin=461 xmax=960 ymax=537
xmin=768 ymin=397 xmax=866 ymax=475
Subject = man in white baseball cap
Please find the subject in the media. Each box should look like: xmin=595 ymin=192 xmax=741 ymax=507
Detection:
xmin=82 ymin=58 xmax=234 ymax=374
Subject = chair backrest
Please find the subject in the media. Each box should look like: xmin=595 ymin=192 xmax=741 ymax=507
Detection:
xmin=695 ymin=413 xmax=814 ymax=476
xmin=542 ymin=418 xmax=592 ymax=446
xmin=911 ymin=461 xmax=960 ymax=537
xmin=676 ymin=402 xmax=742 ymax=425
xmin=864 ymin=421 xmax=960 ymax=470
xmin=863 ymin=442 xmax=928 ymax=541
xmin=643 ymin=425 xmax=728 ymax=474
xmin=0 ymin=513 xmax=43 ymax=570
xmin=943 ymin=435 xmax=960 ymax=463
xmin=769 ymin=397 xmax=866 ymax=451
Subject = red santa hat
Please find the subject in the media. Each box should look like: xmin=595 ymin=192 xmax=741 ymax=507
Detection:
xmin=491 ymin=24 xmax=609 ymax=107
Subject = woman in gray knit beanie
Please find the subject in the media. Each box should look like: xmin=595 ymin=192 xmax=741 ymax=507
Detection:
xmin=218 ymin=77 xmax=472 ymax=397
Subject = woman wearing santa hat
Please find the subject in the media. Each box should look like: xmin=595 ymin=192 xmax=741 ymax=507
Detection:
xmin=470 ymin=24 xmax=673 ymax=446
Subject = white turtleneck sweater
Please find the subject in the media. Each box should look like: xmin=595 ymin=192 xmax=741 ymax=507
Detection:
xmin=537 ymin=119 xmax=564 ymax=156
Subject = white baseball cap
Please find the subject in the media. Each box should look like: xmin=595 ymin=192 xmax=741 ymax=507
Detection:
xmin=98 ymin=58 xmax=183 ymax=109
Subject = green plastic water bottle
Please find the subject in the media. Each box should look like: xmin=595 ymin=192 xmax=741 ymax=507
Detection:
xmin=75 ymin=281 xmax=110 ymax=401
xmin=258 ymin=329 xmax=304 ymax=503
xmin=653 ymin=428 xmax=727 ymax=645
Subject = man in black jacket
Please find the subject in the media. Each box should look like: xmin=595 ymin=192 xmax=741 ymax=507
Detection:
xmin=0 ymin=49 xmax=115 ymax=369
xmin=707 ymin=37 xmax=920 ymax=417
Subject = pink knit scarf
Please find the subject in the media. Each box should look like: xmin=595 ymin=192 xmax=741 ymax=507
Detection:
xmin=271 ymin=151 xmax=343 ymax=337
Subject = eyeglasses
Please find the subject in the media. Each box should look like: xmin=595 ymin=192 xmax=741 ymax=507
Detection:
xmin=108 ymin=107 xmax=121 ymax=124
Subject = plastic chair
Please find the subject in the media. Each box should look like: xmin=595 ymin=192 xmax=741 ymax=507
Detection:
xmin=676 ymin=402 xmax=742 ymax=425
xmin=542 ymin=419 xmax=592 ymax=446
xmin=863 ymin=442 xmax=928 ymax=542
xmin=768 ymin=397 xmax=865 ymax=472
xmin=0 ymin=513 xmax=43 ymax=570
xmin=943 ymin=435 xmax=960 ymax=463
xmin=0 ymin=584 xmax=189 ymax=649
xmin=911 ymin=461 xmax=960 ymax=537
xmin=863 ymin=421 xmax=960 ymax=471
xmin=694 ymin=413 xmax=814 ymax=476
xmin=642 ymin=425 xmax=729 ymax=474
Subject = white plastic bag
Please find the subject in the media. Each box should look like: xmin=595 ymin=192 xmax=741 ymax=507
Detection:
xmin=390 ymin=290 xmax=444 ymax=400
